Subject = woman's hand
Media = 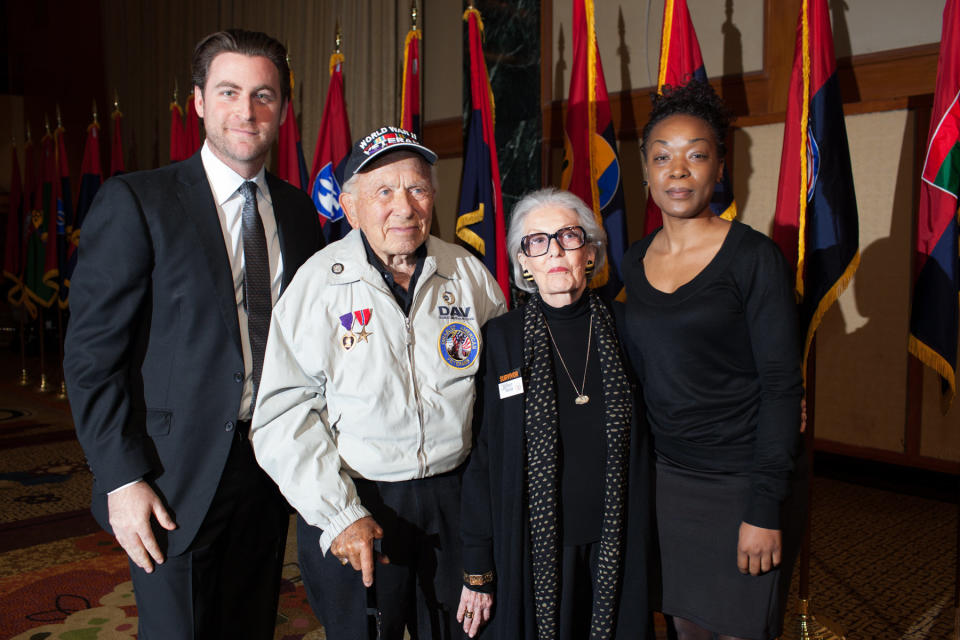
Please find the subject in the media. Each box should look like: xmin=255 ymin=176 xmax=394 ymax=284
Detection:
xmin=737 ymin=522 xmax=782 ymax=576
xmin=457 ymin=585 xmax=494 ymax=638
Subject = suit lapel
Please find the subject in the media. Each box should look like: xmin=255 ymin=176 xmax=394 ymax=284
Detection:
xmin=266 ymin=172 xmax=298 ymax=293
xmin=176 ymin=154 xmax=243 ymax=354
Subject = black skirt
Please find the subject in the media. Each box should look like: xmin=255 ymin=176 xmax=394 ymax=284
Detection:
xmin=654 ymin=453 xmax=808 ymax=640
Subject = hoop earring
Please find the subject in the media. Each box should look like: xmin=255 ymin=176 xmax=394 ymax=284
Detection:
xmin=522 ymin=269 xmax=535 ymax=283
xmin=585 ymin=260 xmax=595 ymax=279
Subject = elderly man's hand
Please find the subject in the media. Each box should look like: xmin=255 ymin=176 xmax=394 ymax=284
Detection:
xmin=329 ymin=516 xmax=389 ymax=586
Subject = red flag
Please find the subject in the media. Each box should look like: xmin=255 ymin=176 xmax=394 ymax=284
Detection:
xmin=560 ymin=0 xmax=627 ymax=300
xmin=401 ymin=24 xmax=422 ymax=138
xmin=909 ymin=0 xmax=960 ymax=406
xmin=277 ymin=68 xmax=309 ymax=190
xmin=65 ymin=116 xmax=103 ymax=295
xmin=456 ymin=7 xmax=510 ymax=305
xmin=170 ymin=100 xmax=187 ymax=163
xmin=310 ymin=52 xmax=352 ymax=243
xmin=644 ymin=0 xmax=737 ymax=235
xmin=185 ymin=91 xmax=202 ymax=157
xmin=110 ymin=102 xmax=125 ymax=176
xmin=3 ymin=144 xmax=24 ymax=304
xmin=772 ymin=0 xmax=860 ymax=380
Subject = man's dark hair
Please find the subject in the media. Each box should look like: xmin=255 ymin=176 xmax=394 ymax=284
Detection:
xmin=641 ymin=80 xmax=734 ymax=157
xmin=192 ymin=29 xmax=290 ymax=103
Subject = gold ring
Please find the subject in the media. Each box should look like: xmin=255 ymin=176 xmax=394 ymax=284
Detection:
xmin=464 ymin=611 xmax=474 ymax=619
xmin=339 ymin=556 xmax=349 ymax=566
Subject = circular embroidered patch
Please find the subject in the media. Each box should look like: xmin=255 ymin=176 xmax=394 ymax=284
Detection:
xmin=438 ymin=322 xmax=479 ymax=369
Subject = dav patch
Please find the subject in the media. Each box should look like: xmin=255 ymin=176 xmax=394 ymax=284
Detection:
xmin=439 ymin=323 xmax=479 ymax=369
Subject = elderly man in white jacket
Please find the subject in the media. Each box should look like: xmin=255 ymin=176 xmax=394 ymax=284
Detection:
xmin=250 ymin=126 xmax=506 ymax=640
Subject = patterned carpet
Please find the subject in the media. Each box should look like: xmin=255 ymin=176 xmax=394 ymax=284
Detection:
xmin=0 ymin=363 xmax=956 ymax=638
xmin=0 ymin=520 xmax=325 ymax=639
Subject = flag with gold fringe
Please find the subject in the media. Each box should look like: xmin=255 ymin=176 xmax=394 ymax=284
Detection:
xmin=456 ymin=7 xmax=510 ymax=305
xmin=401 ymin=13 xmax=422 ymax=139
xmin=3 ymin=143 xmax=24 ymax=305
xmin=560 ymin=0 xmax=627 ymax=301
xmin=278 ymin=67 xmax=309 ymax=190
xmin=643 ymin=0 xmax=737 ymax=235
xmin=772 ymin=0 xmax=860 ymax=381
xmin=310 ymin=50 xmax=352 ymax=243
xmin=169 ymin=98 xmax=187 ymax=163
xmin=22 ymin=124 xmax=58 ymax=314
xmin=53 ymin=119 xmax=73 ymax=308
xmin=909 ymin=0 xmax=960 ymax=408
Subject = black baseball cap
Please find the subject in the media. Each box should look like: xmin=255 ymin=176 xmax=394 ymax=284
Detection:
xmin=335 ymin=126 xmax=438 ymax=185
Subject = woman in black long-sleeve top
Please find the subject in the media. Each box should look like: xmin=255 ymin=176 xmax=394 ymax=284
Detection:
xmin=620 ymin=81 xmax=807 ymax=640
xmin=457 ymin=188 xmax=652 ymax=640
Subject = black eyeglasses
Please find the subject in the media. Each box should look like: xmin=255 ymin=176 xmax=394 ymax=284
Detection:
xmin=520 ymin=225 xmax=588 ymax=257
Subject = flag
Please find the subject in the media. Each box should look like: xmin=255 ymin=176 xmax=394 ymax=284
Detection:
xmin=110 ymin=102 xmax=125 ymax=176
xmin=3 ymin=144 xmax=24 ymax=305
xmin=185 ymin=91 xmax=202 ymax=157
xmin=909 ymin=0 xmax=960 ymax=407
xmin=560 ymin=0 xmax=627 ymax=301
xmin=456 ymin=7 xmax=510 ymax=305
xmin=277 ymin=68 xmax=309 ymax=190
xmin=310 ymin=51 xmax=352 ymax=243
xmin=643 ymin=0 xmax=737 ymax=235
xmin=65 ymin=117 xmax=103 ymax=296
xmin=772 ymin=0 xmax=860 ymax=381
xmin=53 ymin=122 xmax=74 ymax=308
xmin=169 ymin=99 xmax=187 ymax=163
xmin=401 ymin=21 xmax=422 ymax=138
xmin=21 ymin=127 xmax=58 ymax=315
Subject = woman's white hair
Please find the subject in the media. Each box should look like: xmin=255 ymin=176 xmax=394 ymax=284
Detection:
xmin=507 ymin=188 xmax=607 ymax=293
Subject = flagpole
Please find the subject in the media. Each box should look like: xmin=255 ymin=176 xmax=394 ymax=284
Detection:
xmin=17 ymin=311 xmax=29 ymax=386
xmin=796 ymin=345 xmax=845 ymax=640
xmin=56 ymin=306 xmax=67 ymax=400
xmin=36 ymin=308 xmax=50 ymax=392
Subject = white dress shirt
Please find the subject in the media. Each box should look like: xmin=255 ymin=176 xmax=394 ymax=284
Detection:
xmin=201 ymin=142 xmax=284 ymax=420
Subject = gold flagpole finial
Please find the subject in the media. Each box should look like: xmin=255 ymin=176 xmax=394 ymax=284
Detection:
xmin=335 ymin=20 xmax=342 ymax=54
xmin=173 ymin=77 xmax=179 ymax=104
xmin=56 ymin=104 xmax=63 ymax=130
xmin=411 ymin=0 xmax=418 ymax=29
xmin=113 ymin=90 xmax=120 ymax=113
xmin=25 ymin=123 xmax=32 ymax=143
xmin=44 ymin=114 xmax=51 ymax=136
xmin=92 ymin=100 xmax=99 ymax=125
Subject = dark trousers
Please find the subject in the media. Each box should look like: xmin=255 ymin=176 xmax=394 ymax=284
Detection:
xmin=130 ymin=430 xmax=289 ymax=640
xmin=297 ymin=469 xmax=465 ymax=640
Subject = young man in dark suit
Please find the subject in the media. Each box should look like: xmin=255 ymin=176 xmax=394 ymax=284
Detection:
xmin=64 ymin=29 xmax=323 ymax=638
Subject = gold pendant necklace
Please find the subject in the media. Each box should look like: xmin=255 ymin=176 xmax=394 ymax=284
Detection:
xmin=543 ymin=312 xmax=593 ymax=405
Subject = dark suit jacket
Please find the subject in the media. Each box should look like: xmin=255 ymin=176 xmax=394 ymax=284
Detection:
xmin=459 ymin=303 xmax=654 ymax=639
xmin=64 ymin=152 xmax=323 ymax=556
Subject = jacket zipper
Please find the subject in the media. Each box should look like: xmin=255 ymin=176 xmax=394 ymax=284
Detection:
xmin=405 ymin=315 xmax=427 ymax=478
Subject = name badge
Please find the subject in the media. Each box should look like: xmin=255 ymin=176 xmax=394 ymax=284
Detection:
xmin=498 ymin=369 xmax=524 ymax=399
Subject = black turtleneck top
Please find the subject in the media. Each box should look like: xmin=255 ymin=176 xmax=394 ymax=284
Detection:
xmin=541 ymin=293 xmax=605 ymax=546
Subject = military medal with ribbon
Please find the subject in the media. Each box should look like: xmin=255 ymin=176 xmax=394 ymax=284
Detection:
xmin=339 ymin=312 xmax=357 ymax=351
xmin=353 ymin=308 xmax=373 ymax=342
xmin=338 ymin=309 xmax=373 ymax=350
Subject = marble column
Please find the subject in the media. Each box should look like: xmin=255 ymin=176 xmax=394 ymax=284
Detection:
xmin=464 ymin=0 xmax=542 ymax=220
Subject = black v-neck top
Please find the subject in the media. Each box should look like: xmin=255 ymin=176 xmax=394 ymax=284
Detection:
xmin=621 ymin=221 xmax=803 ymax=529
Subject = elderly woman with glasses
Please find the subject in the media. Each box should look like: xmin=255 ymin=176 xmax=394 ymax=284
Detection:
xmin=455 ymin=188 xmax=652 ymax=640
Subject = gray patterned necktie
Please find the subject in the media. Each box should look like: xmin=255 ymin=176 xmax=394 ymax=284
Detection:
xmin=239 ymin=180 xmax=271 ymax=403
